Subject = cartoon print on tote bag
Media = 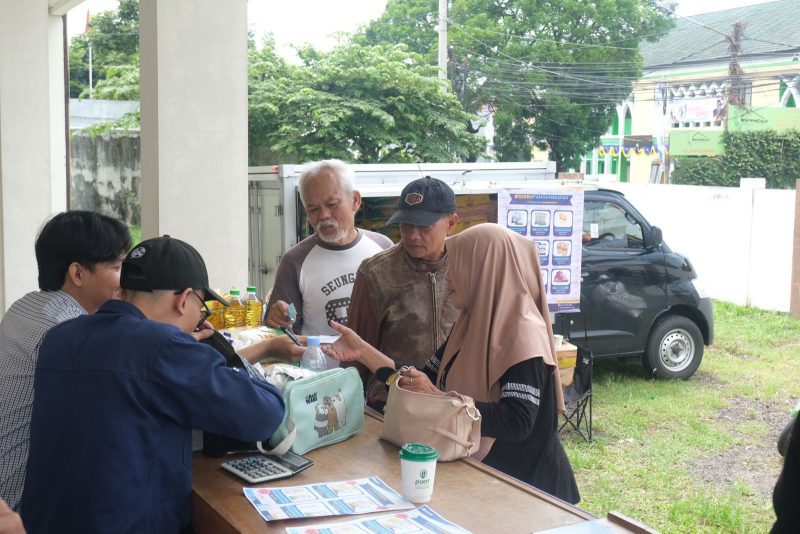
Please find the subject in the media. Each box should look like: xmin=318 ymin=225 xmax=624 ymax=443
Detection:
xmin=313 ymin=391 xmax=347 ymax=438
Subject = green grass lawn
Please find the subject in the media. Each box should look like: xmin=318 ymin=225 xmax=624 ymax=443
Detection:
xmin=562 ymin=301 xmax=798 ymax=533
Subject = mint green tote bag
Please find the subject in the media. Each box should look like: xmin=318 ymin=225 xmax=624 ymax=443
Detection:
xmin=259 ymin=367 xmax=364 ymax=455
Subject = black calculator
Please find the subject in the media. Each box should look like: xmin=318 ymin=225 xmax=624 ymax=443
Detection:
xmin=221 ymin=452 xmax=313 ymax=484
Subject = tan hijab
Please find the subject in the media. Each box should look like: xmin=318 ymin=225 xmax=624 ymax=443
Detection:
xmin=439 ymin=223 xmax=566 ymax=459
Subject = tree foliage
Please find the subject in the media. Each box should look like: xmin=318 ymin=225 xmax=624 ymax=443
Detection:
xmin=81 ymin=61 xmax=140 ymax=100
xmin=69 ymin=0 xmax=139 ymax=98
xmin=670 ymin=157 xmax=729 ymax=187
xmin=723 ymin=130 xmax=800 ymax=189
xmin=248 ymin=40 xmax=483 ymax=164
xmin=359 ymin=0 xmax=674 ymax=169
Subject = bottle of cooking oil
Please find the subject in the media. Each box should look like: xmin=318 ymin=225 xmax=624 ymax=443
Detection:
xmin=224 ymin=288 xmax=246 ymax=328
xmin=244 ymin=286 xmax=263 ymax=327
xmin=206 ymin=299 xmax=226 ymax=330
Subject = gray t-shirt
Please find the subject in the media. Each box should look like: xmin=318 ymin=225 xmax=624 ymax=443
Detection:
xmin=268 ymin=229 xmax=392 ymax=336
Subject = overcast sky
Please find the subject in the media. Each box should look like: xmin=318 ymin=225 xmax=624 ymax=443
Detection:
xmin=66 ymin=0 xmax=779 ymax=51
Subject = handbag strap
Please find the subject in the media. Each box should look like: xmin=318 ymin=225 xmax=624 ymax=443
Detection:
xmin=430 ymin=426 xmax=477 ymax=450
xmin=257 ymin=417 xmax=296 ymax=456
xmin=441 ymin=391 xmax=481 ymax=420
xmin=441 ymin=390 xmax=473 ymax=403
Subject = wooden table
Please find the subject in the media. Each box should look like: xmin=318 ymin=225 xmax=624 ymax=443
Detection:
xmin=192 ymin=412 xmax=596 ymax=533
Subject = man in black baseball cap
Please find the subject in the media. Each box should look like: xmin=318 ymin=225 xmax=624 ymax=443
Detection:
xmin=385 ymin=175 xmax=458 ymax=228
xmin=348 ymin=176 xmax=461 ymax=411
xmin=122 ymin=235 xmax=228 ymax=307
xmin=22 ymin=235 xmax=286 ymax=532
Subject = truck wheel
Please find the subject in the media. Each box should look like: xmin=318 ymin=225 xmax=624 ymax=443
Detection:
xmin=643 ymin=315 xmax=703 ymax=379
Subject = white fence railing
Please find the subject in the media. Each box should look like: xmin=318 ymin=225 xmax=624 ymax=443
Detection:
xmin=602 ymin=179 xmax=795 ymax=312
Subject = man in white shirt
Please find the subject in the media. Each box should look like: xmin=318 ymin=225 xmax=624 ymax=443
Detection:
xmin=266 ymin=160 xmax=392 ymax=340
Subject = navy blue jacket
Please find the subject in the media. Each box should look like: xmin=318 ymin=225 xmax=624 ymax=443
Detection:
xmin=22 ymin=300 xmax=284 ymax=533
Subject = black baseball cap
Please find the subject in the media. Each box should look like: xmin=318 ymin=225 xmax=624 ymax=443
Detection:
xmin=121 ymin=235 xmax=228 ymax=305
xmin=386 ymin=176 xmax=457 ymax=227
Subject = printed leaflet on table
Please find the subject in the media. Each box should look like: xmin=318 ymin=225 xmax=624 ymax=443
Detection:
xmin=243 ymin=476 xmax=414 ymax=522
xmin=284 ymin=505 xmax=473 ymax=534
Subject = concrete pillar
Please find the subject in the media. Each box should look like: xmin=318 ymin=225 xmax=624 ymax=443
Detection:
xmin=0 ymin=1 xmax=67 ymax=312
xmin=139 ymin=0 xmax=249 ymax=291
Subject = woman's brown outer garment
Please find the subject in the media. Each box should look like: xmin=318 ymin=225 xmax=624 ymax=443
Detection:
xmin=438 ymin=223 xmax=566 ymax=459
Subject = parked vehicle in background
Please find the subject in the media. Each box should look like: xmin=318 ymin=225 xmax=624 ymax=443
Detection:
xmin=553 ymin=189 xmax=714 ymax=379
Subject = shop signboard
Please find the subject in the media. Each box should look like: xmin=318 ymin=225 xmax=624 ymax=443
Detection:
xmin=669 ymin=96 xmax=727 ymax=124
xmin=499 ymin=188 xmax=584 ymax=314
xmin=669 ymin=130 xmax=725 ymax=156
xmin=727 ymin=105 xmax=800 ymax=132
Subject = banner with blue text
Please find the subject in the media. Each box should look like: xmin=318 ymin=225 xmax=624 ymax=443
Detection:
xmin=499 ymin=188 xmax=584 ymax=314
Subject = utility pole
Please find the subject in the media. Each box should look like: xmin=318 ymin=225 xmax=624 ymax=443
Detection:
xmin=85 ymin=9 xmax=93 ymax=99
xmin=726 ymin=22 xmax=747 ymax=109
xmin=438 ymin=0 xmax=447 ymax=80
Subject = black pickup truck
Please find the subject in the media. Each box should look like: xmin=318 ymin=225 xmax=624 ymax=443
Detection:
xmin=553 ymin=188 xmax=714 ymax=379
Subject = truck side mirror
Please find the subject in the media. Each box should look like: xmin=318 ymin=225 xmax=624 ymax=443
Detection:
xmin=646 ymin=226 xmax=663 ymax=249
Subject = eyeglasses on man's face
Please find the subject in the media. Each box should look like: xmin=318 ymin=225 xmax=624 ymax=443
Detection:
xmin=175 ymin=289 xmax=211 ymax=328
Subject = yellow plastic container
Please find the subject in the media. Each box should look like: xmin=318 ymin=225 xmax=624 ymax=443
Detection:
xmin=224 ymin=288 xmax=246 ymax=328
xmin=244 ymin=286 xmax=263 ymax=327
xmin=206 ymin=300 xmax=226 ymax=330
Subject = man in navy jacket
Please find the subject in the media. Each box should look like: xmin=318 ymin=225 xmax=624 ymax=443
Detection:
xmin=22 ymin=236 xmax=285 ymax=533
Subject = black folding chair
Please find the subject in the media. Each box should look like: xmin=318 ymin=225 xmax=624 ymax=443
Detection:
xmin=559 ymin=347 xmax=593 ymax=443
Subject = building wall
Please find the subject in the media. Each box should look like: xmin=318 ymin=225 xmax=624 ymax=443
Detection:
xmin=606 ymin=58 xmax=800 ymax=185
xmin=70 ymin=133 xmax=140 ymax=226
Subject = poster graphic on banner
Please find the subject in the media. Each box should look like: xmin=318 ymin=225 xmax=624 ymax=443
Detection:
xmin=499 ymin=189 xmax=584 ymax=313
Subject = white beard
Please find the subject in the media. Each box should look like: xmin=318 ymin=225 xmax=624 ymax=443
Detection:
xmin=315 ymin=220 xmax=348 ymax=244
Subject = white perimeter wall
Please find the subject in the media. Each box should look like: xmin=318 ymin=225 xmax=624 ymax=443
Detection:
xmin=606 ymin=181 xmax=794 ymax=312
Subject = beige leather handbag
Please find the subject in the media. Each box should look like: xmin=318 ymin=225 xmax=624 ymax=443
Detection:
xmin=380 ymin=380 xmax=482 ymax=461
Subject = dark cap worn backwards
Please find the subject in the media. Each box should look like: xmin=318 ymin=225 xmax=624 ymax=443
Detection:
xmin=121 ymin=235 xmax=228 ymax=305
xmin=385 ymin=176 xmax=457 ymax=227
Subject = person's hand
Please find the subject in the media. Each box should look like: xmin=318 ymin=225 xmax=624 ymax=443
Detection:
xmin=238 ymin=334 xmax=308 ymax=364
xmin=323 ymin=320 xmax=369 ymax=362
xmin=0 ymin=499 xmax=25 ymax=534
xmin=191 ymin=320 xmax=214 ymax=342
xmin=265 ymin=300 xmax=293 ymax=328
xmin=266 ymin=334 xmax=307 ymax=363
xmin=398 ymin=367 xmax=441 ymax=395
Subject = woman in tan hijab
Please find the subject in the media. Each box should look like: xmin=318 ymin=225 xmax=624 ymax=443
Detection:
xmin=326 ymin=223 xmax=579 ymax=503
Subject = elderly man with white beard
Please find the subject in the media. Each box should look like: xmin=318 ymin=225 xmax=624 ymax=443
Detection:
xmin=266 ymin=160 xmax=392 ymax=348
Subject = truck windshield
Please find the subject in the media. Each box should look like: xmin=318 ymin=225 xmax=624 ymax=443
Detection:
xmin=582 ymin=201 xmax=644 ymax=249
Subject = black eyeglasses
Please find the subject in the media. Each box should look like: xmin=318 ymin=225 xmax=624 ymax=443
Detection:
xmin=176 ymin=289 xmax=211 ymax=328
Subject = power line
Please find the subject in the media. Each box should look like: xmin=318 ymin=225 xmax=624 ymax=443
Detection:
xmin=742 ymin=36 xmax=800 ymax=50
xmin=448 ymin=20 xmax=640 ymax=51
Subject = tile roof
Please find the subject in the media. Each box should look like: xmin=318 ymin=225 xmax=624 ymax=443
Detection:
xmin=642 ymin=0 xmax=800 ymax=69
